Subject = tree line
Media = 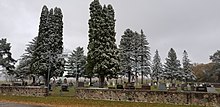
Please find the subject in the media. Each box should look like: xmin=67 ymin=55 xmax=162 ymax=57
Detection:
xmin=0 ymin=0 xmax=220 ymax=87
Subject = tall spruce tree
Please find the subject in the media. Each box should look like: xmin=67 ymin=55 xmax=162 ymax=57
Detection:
xmin=86 ymin=0 xmax=102 ymax=83
xmin=164 ymin=48 xmax=181 ymax=83
xmin=31 ymin=5 xmax=49 ymax=80
xmin=152 ymin=50 xmax=163 ymax=84
xmin=0 ymin=38 xmax=16 ymax=75
xmin=16 ymin=37 xmax=37 ymax=82
xmin=87 ymin=0 xmax=119 ymax=87
xmin=119 ymin=29 xmax=134 ymax=83
xmin=182 ymin=50 xmax=196 ymax=82
xmin=31 ymin=5 xmax=64 ymax=86
xmin=67 ymin=47 xmax=86 ymax=84
xmin=133 ymin=31 xmax=140 ymax=84
xmin=139 ymin=30 xmax=151 ymax=84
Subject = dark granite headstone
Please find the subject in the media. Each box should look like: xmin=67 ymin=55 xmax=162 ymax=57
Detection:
xmin=61 ymin=84 xmax=69 ymax=91
xmin=13 ymin=82 xmax=22 ymax=86
xmin=168 ymin=87 xmax=177 ymax=91
xmin=116 ymin=85 xmax=123 ymax=89
xmin=92 ymin=82 xmax=99 ymax=87
xmin=196 ymin=86 xmax=207 ymax=92
xmin=1 ymin=84 xmax=10 ymax=86
xmin=125 ymin=83 xmax=135 ymax=89
xmin=78 ymin=82 xmax=84 ymax=87
xmin=141 ymin=84 xmax=151 ymax=90
xmin=158 ymin=83 xmax=167 ymax=91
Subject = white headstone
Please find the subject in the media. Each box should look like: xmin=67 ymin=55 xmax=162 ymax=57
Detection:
xmin=207 ymin=87 xmax=217 ymax=93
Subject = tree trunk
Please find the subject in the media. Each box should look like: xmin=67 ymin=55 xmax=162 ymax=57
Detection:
xmin=135 ymin=59 xmax=138 ymax=85
xmin=89 ymin=77 xmax=92 ymax=86
xmin=76 ymin=74 xmax=79 ymax=87
xmin=32 ymin=76 xmax=36 ymax=85
xmin=156 ymin=77 xmax=159 ymax=85
xmin=141 ymin=71 xmax=144 ymax=84
xmin=45 ymin=76 xmax=49 ymax=96
xmin=135 ymin=71 xmax=138 ymax=85
xmin=99 ymin=75 xmax=105 ymax=88
xmin=128 ymin=70 xmax=131 ymax=83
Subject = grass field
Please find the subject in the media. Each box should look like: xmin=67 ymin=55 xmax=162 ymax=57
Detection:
xmin=0 ymin=95 xmax=203 ymax=107
xmin=0 ymin=86 xmax=205 ymax=107
xmin=0 ymin=81 xmax=218 ymax=107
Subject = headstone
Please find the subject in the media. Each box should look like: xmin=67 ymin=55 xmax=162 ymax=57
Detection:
xmin=168 ymin=87 xmax=177 ymax=91
xmin=61 ymin=84 xmax=69 ymax=91
xmin=116 ymin=85 xmax=123 ymax=89
xmin=92 ymin=82 xmax=99 ymax=87
xmin=141 ymin=84 xmax=151 ymax=90
xmin=125 ymin=83 xmax=135 ymax=89
xmin=13 ymin=82 xmax=22 ymax=86
xmin=158 ymin=83 xmax=167 ymax=91
xmin=196 ymin=86 xmax=207 ymax=92
xmin=207 ymin=87 xmax=217 ymax=93
xmin=1 ymin=84 xmax=10 ymax=86
xmin=78 ymin=82 xmax=84 ymax=87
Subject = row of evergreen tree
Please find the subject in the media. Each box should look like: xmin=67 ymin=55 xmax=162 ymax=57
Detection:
xmin=3 ymin=0 xmax=218 ymax=87
xmin=68 ymin=0 xmax=196 ymax=87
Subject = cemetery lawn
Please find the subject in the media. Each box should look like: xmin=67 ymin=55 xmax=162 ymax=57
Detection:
xmin=0 ymin=95 xmax=203 ymax=107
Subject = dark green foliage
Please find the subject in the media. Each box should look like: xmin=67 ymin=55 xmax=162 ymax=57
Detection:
xmin=87 ymin=0 xmax=119 ymax=87
xmin=119 ymin=29 xmax=134 ymax=83
xmin=16 ymin=37 xmax=37 ymax=79
xmin=119 ymin=29 xmax=151 ymax=84
xmin=182 ymin=50 xmax=196 ymax=82
xmin=67 ymin=47 xmax=86 ymax=82
xmin=164 ymin=48 xmax=181 ymax=83
xmin=31 ymin=5 xmax=64 ymax=85
xmin=86 ymin=0 xmax=103 ymax=79
xmin=152 ymin=50 xmax=163 ymax=84
xmin=0 ymin=38 xmax=16 ymax=75
xmin=139 ymin=30 xmax=151 ymax=84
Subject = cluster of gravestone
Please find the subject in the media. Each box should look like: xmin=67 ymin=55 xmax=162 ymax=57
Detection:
xmin=1 ymin=81 xmax=28 ymax=86
xmin=76 ymin=81 xmax=219 ymax=93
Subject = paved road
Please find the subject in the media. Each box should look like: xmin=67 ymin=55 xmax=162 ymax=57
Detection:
xmin=0 ymin=102 xmax=46 ymax=107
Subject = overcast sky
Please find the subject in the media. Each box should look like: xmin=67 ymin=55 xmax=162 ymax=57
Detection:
xmin=0 ymin=0 xmax=220 ymax=64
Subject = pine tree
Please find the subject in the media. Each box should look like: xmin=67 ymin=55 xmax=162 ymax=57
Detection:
xmin=86 ymin=0 xmax=102 ymax=83
xmin=139 ymin=30 xmax=151 ymax=84
xmin=67 ymin=47 xmax=86 ymax=84
xmin=31 ymin=5 xmax=64 ymax=86
xmin=87 ymin=0 xmax=119 ymax=87
xmin=48 ymin=7 xmax=64 ymax=78
xmin=0 ymin=38 xmax=16 ymax=75
xmin=16 ymin=37 xmax=37 ymax=82
xmin=31 ymin=5 xmax=49 ymax=80
xmin=119 ymin=29 xmax=135 ymax=83
xmin=106 ymin=4 xmax=120 ymax=80
xmin=164 ymin=48 xmax=181 ymax=83
xmin=182 ymin=50 xmax=196 ymax=82
xmin=133 ymin=31 xmax=140 ymax=84
xmin=152 ymin=50 xmax=163 ymax=84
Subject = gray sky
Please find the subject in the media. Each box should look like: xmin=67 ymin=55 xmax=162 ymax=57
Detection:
xmin=0 ymin=0 xmax=220 ymax=64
